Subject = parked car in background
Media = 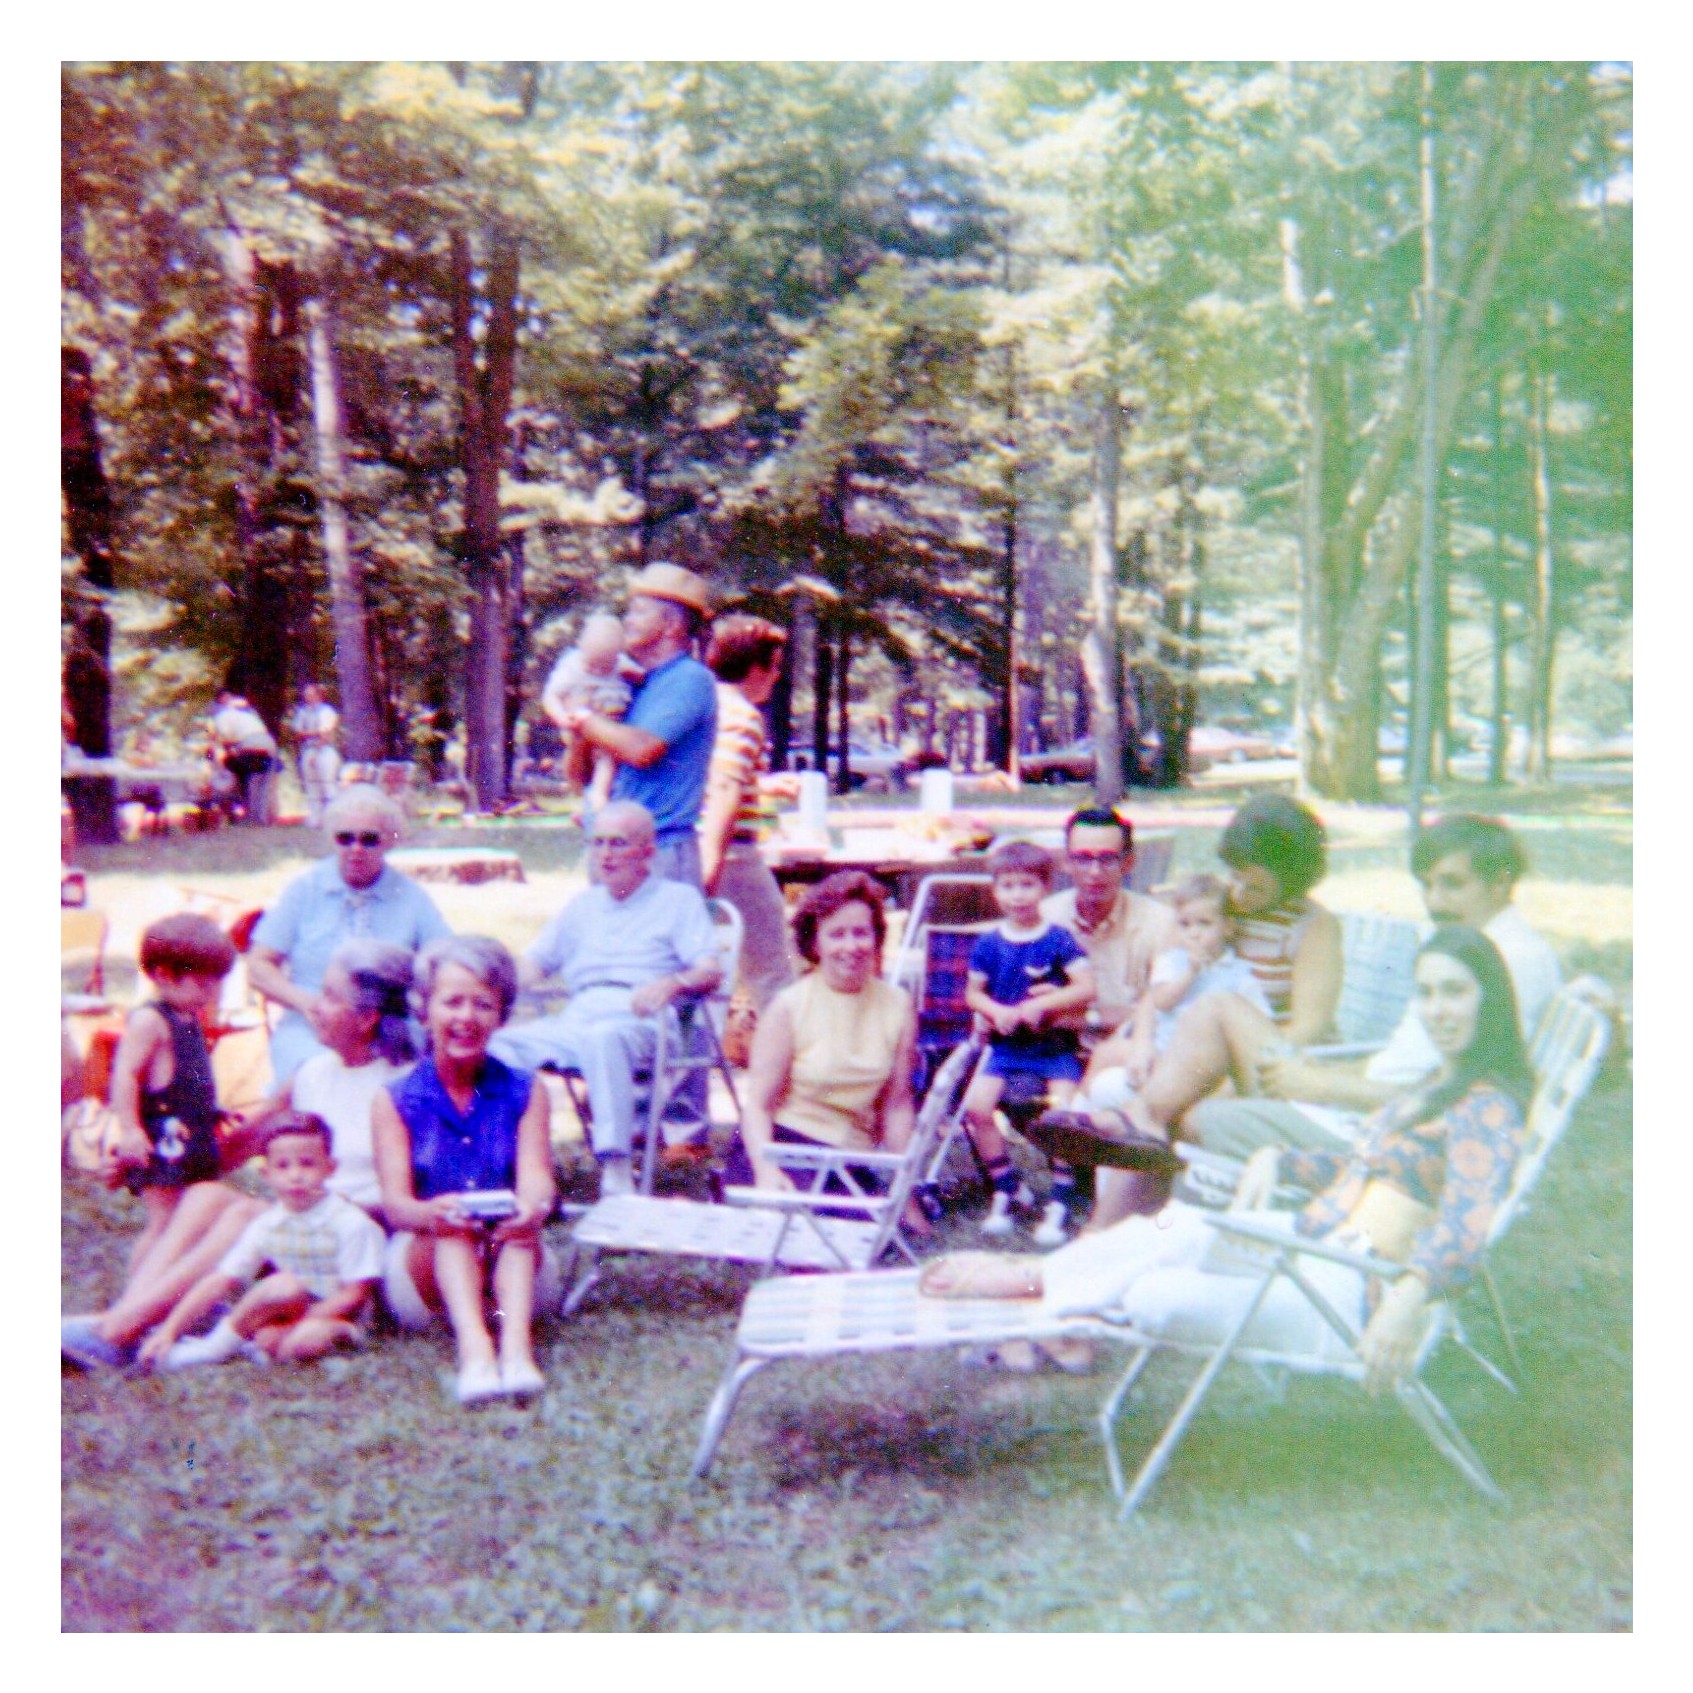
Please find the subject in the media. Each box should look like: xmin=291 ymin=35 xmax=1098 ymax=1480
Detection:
xmin=786 ymin=737 xmax=913 ymax=791
xmin=1018 ymin=737 xmax=1098 ymax=785
xmin=1187 ymin=724 xmax=1282 ymax=764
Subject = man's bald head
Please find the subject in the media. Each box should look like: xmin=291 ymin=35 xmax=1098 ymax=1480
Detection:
xmin=595 ymin=800 xmax=656 ymax=847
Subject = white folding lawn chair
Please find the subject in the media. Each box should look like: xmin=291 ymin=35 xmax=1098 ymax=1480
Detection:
xmin=560 ymin=1034 xmax=983 ymax=1317
xmin=690 ymin=983 xmax=1612 ymax=1516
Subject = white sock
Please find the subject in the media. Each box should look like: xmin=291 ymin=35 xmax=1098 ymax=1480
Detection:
xmin=599 ymin=1157 xmax=634 ymax=1198
xmin=163 ymin=1318 xmax=245 ymax=1369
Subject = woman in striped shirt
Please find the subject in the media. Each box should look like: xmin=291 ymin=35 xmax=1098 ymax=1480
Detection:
xmin=698 ymin=616 xmax=799 ymax=1016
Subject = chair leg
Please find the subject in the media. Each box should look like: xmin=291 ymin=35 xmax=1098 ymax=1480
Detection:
xmin=1393 ymin=1378 xmax=1506 ymax=1502
xmin=690 ymin=1354 xmax=773 ymax=1479
xmin=1479 ymin=1263 xmax=1524 ymax=1380
xmin=560 ymin=1246 xmax=603 ymax=1319
xmin=1098 ymin=1346 xmax=1156 ymax=1501
xmin=1116 ymin=1267 xmax=1282 ymax=1521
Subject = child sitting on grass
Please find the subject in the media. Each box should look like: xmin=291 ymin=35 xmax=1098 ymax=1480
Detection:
xmin=960 ymin=840 xmax=1095 ymax=1239
xmin=137 ymin=1112 xmax=385 ymax=1370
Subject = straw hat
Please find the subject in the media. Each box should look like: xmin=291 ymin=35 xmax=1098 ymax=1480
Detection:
xmin=628 ymin=561 xmax=712 ymax=618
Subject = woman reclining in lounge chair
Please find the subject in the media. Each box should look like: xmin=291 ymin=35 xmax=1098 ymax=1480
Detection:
xmin=920 ymin=925 xmax=1530 ymax=1389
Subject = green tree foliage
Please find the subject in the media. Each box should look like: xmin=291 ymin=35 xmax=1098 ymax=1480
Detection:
xmin=62 ymin=61 xmax=1630 ymax=804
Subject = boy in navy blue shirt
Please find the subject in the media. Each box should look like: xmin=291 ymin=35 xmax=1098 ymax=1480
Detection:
xmin=962 ymin=841 xmax=1095 ymax=1236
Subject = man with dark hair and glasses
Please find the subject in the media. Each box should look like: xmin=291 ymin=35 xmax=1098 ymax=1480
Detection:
xmin=489 ymin=800 xmax=721 ymax=1198
xmin=1042 ymin=806 xmax=1178 ymax=1043
xmin=248 ymin=784 xmax=449 ymax=1084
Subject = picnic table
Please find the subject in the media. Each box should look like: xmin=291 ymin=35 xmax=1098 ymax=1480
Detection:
xmin=763 ymin=821 xmax=1176 ymax=908
xmin=60 ymin=758 xmax=216 ymax=808
xmin=386 ymin=846 xmax=526 ymax=886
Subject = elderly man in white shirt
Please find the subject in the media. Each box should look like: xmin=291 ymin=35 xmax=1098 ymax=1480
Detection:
xmin=488 ymin=801 xmax=721 ymax=1196
xmin=1189 ymin=814 xmax=1561 ymax=1157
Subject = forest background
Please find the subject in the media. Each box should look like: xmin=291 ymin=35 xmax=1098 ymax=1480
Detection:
xmin=59 ymin=60 xmax=1631 ymax=823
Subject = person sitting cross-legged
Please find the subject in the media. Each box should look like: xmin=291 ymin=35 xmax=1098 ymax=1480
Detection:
xmin=135 ymin=1112 xmax=385 ymax=1372
xmin=486 ymin=800 xmax=722 ymax=1199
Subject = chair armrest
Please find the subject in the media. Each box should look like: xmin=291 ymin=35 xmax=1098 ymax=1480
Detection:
xmin=762 ymin=1146 xmax=904 ymax=1175
xmin=1202 ymin=1211 xmax=1408 ymax=1280
xmin=722 ymin=1184 xmax=874 ymax=1216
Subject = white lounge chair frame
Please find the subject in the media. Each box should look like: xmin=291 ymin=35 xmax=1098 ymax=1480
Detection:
xmin=690 ymin=982 xmax=1611 ymax=1515
xmin=560 ymin=1034 xmax=983 ymax=1317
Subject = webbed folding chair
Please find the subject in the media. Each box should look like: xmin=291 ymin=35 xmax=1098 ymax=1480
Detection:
xmin=561 ymin=1033 xmax=982 ymax=1317
xmin=692 ymin=982 xmax=1612 ymax=1516
xmin=1308 ymin=911 xmax=1426 ymax=1060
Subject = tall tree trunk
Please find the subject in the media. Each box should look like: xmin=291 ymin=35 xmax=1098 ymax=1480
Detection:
xmin=60 ymin=346 xmax=118 ymax=844
xmin=305 ymin=294 xmax=384 ymax=762
xmin=1485 ymin=372 xmax=1511 ymax=786
xmin=451 ymin=227 xmax=521 ymax=812
xmin=1298 ymin=67 xmax=1541 ymax=800
xmin=1525 ymin=345 xmax=1557 ymax=782
xmin=811 ymin=614 xmax=834 ymax=776
xmin=834 ymin=622 xmax=853 ymax=796
xmin=1079 ymin=384 xmax=1124 ymax=806
xmin=219 ymin=242 xmax=299 ymax=735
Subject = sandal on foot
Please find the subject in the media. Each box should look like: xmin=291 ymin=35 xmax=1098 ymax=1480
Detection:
xmin=1026 ymin=1111 xmax=1184 ymax=1176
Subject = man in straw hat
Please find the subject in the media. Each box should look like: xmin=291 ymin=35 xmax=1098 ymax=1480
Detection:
xmin=560 ymin=562 xmax=717 ymax=888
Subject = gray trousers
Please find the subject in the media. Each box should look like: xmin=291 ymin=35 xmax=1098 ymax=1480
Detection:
xmin=714 ymin=841 xmax=796 ymax=1011
xmin=489 ymin=989 xmax=658 ymax=1160
xmin=1185 ymin=1096 xmax=1358 ymax=1159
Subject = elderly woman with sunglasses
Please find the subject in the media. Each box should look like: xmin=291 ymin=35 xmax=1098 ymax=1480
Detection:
xmin=248 ymin=784 xmax=451 ymax=1085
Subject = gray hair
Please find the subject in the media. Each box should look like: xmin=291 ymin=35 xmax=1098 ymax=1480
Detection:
xmin=324 ymin=783 xmax=407 ymax=841
xmin=411 ymin=934 xmax=520 ymax=1027
xmin=327 ymin=938 xmax=418 ymax=1064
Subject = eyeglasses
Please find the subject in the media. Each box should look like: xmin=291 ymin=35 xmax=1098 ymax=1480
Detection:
xmin=334 ymin=831 xmax=385 ymax=848
xmin=588 ymin=834 xmax=638 ymax=851
xmin=1068 ymin=851 xmax=1125 ymax=867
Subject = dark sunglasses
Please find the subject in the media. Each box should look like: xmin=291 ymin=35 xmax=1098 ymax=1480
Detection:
xmin=334 ymin=831 xmax=384 ymax=848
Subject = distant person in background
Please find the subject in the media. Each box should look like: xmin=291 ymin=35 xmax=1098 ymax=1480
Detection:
xmin=699 ymin=614 xmax=797 ymax=1016
xmin=247 ymin=785 xmax=450 ymax=1085
xmin=541 ymin=611 xmax=634 ymax=823
xmin=559 ymin=562 xmax=717 ymax=888
xmin=289 ymin=683 xmax=342 ymax=829
xmin=210 ymin=690 xmax=280 ymax=825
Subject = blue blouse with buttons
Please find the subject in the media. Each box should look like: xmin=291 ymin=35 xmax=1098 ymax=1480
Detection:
xmin=389 ymin=1052 xmax=534 ymax=1199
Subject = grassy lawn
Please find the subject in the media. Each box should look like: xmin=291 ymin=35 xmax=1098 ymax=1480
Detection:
xmin=60 ymin=773 xmax=1631 ymax=1631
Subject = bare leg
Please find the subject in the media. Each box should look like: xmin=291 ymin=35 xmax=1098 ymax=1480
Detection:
xmin=98 ymin=1189 xmax=265 ymax=1345
xmin=919 ymin=1252 xmax=1043 ymax=1300
xmin=273 ymin=1316 xmax=362 ymax=1362
xmin=124 ymin=1188 xmax=181 ymax=1282
xmin=491 ymin=1240 xmax=540 ymax=1376
xmin=1138 ymin=994 xmax=1278 ymax=1132
xmin=961 ymin=1072 xmax=1009 ymax=1164
xmin=227 ymin=1272 xmax=312 ymax=1337
xmin=431 ymin=1235 xmax=498 ymax=1371
xmin=1087 ymin=1165 xmax=1178 ymax=1231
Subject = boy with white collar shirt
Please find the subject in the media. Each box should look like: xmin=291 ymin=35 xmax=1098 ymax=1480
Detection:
xmin=138 ymin=1113 xmax=384 ymax=1370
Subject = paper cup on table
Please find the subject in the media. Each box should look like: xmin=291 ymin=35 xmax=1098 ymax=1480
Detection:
xmin=795 ymin=771 xmax=831 ymax=836
xmin=919 ymin=768 xmax=954 ymax=816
